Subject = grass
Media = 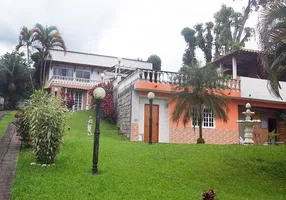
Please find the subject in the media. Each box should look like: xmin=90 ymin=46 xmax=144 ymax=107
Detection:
xmin=0 ymin=111 xmax=16 ymax=138
xmin=12 ymin=111 xmax=286 ymax=200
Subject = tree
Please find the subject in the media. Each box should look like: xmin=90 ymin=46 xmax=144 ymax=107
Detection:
xmin=181 ymin=2 xmax=257 ymax=63
xmin=258 ymin=0 xmax=286 ymax=99
xmin=0 ymin=52 xmax=32 ymax=108
xmin=195 ymin=22 xmax=214 ymax=63
xmin=172 ymin=63 xmax=229 ymax=144
xmin=31 ymin=24 xmax=67 ymax=88
xmin=15 ymin=26 xmax=35 ymax=91
xmin=181 ymin=27 xmax=197 ymax=66
xmin=147 ymin=54 xmax=162 ymax=71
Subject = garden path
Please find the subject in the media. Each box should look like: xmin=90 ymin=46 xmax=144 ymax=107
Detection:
xmin=0 ymin=123 xmax=20 ymax=200
xmin=0 ymin=111 xmax=9 ymax=121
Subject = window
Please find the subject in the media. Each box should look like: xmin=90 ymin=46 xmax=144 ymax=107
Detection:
xmin=76 ymin=70 xmax=90 ymax=79
xmin=53 ymin=67 xmax=73 ymax=77
xmin=192 ymin=108 xmax=214 ymax=128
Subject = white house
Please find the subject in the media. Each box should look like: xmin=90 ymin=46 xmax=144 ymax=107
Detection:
xmin=44 ymin=49 xmax=152 ymax=110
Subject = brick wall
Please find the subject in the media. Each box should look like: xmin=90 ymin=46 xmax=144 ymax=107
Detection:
xmin=131 ymin=123 xmax=139 ymax=141
xmin=169 ymin=126 xmax=239 ymax=144
xmin=117 ymin=86 xmax=132 ymax=139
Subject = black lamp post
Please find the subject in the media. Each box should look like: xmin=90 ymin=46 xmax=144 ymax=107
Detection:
xmin=92 ymin=87 xmax=106 ymax=175
xmin=147 ymin=92 xmax=155 ymax=144
xmin=54 ymin=88 xmax=58 ymax=97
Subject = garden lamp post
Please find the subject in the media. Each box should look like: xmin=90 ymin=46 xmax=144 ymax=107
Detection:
xmin=147 ymin=92 xmax=155 ymax=144
xmin=101 ymin=73 xmax=105 ymax=83
xmin=54 ymin=88 xmax=58 ymax=97
xmin=92 ymin=87 xmax=106 ymax=174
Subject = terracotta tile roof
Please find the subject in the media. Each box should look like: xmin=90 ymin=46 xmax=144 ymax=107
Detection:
xmin=212 ymin=48 xmax=261 ymax=64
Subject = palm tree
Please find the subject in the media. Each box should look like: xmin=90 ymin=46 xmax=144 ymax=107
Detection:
xmin=31 ymin=23 xmax=67 ymax=88
xmin=172 ymin=64 xmax=229 ymax=144
xmin=16 ymin=26 xmax=35 ymax=91
xmin=258 ymin=0 xmax=286 ymax=99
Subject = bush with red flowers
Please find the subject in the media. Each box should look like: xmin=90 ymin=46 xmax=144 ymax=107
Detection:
xmin=60 ymin=91 xmax=74 ymax=110
xmin=13 ymin=111 xmax=31 ymax=148
xmin=89 ymin=82 xmax=117 ymax=123
xmin=201 ymin=189 xmax=215 ymax=200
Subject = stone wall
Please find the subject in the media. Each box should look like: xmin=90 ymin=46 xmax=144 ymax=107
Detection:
xmin=169 ymin=126 xmax=239 ymax=144
xmin=117 ymin=86 xmax=132 ymax=139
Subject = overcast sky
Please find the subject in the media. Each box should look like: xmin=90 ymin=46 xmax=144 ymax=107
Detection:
xmin=0 ymin=0 xmax=259 ymax=72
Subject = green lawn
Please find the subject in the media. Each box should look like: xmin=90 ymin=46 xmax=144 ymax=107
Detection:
xmin=0 ymin=111 xmax=15 ymax=138
xmin=12 ymin=111 xmax=286 ymax=200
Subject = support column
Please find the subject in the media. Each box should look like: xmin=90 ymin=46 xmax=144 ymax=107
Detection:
xmin=86 ymin=91 xmax=89 ymax=110
xmin=218 ymin=63 xmax=223 ymax=76
xmin=65 ymin=88 xmax=67 ymax=101
xmin=232 ymin=56 xmax=237 ymax=79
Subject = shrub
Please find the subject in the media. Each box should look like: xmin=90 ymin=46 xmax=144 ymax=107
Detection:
xmin=201 ymin=189 xmax=215 ymax=200
xmin=24 ymin=90 xmax=71 ymax=164
xmin=60 ymin=91 xmax=74 ymax=110
xmin=197 ymin=138 xmax=205 ymax=144
xmin=89 ymin=82 xmax=116 ymax=123
xmin=13 ymin=111 xmax=31 ymax=148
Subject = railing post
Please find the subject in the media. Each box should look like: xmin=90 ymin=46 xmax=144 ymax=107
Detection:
xmin=137 ymin=69 xmax=141 ymax=80
xmin=146 ymin=70 xmax=150 ymax=81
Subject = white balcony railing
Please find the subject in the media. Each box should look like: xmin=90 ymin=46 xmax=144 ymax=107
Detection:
xmin=48 ymin=75 xmax=101 ymax=87
xmin=131 ymin=69 xmax=241 ymax=91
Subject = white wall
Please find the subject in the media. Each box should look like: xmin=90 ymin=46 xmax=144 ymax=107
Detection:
xmin=134 ymin=94 xmax=169 ymax=143
xmin=50 ymin=50 xmax=152 ymax=70
xmin=240 ymin=77 xmax=286 ymax=102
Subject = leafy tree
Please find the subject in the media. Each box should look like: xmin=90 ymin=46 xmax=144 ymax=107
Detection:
xmin=15 ymin=26 xmax=35 ymax=91
xmin=181 ymin=1 xmax=260 ymax=63
xmin=258 ymin=0 xmax=286 ymax=99
xmin=195 ymin=22 xmax=214 ymax=63
xmin=0 ymin=52 xmax=32 ymax=108
xmin=31 ymin=24 xmax=67 ymax=88
xmin=181 ymin=27 xmax=197 ymax=66
xmin=172 ymin=63 xmax=229 ymax=144
xmin=147 ymin=54 xmax=162 ymax=71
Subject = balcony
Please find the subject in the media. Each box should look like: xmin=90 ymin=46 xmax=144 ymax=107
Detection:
xmin=48 ymin=75 xmax=101 ymax=89
xmin=117 ymin=69 xmax=241 ymax=92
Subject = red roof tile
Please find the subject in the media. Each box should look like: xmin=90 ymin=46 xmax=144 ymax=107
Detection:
xmin=212 ymin=48 xmax=261 ymax=64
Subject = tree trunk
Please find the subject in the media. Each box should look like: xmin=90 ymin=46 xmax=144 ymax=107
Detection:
xmin=27 ymin=46 xmax=34 ymax=91
xmin=42 ymin=58 xmax=47 ymax=90
xmin=198 ymin=104 xmax=203 ymax=139
xmin=199 ymin=110 xmax=203 ymax=139
xmin=199 ymin=123 xmax=203 ymax=139
xmin=236 ymin=0 xmax=252 ymax=43
xmin=39 ymin=56 xmax=44 ymax=89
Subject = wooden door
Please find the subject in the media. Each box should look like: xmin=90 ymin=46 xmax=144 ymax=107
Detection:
xmin=144 ymin=104 xmax=159 ymax=143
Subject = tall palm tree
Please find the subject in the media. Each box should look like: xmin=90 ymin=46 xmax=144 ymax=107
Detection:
xmin=172 ymin=64 xmax=229 ymax=144
xmin=258 ymin=0 xmax=286 ymax=99
xmin=16 ymin=26 xmax=35 ymax=91
xmin=31 ymin=23 xmax=67 ymax=88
